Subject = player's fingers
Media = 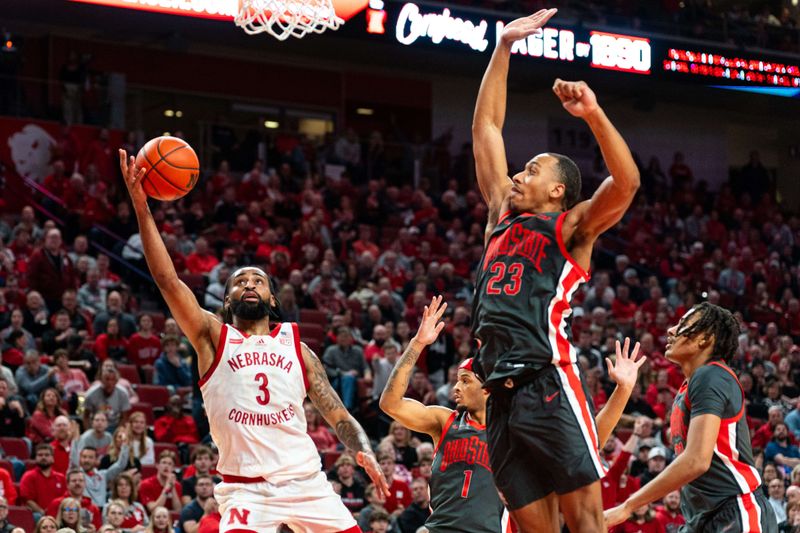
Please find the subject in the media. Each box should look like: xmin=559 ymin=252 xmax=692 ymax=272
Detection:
xmin=605 ymin=357 xmax=613 ymax=374
xmin=623 ymin=337 xmax=630 ymax=357
xmin=435 ymin=323 xmax=445 ymax=335
xmin=118 ymin=149 xmax=128 ymax=173
xmin=631 ymin=341 xmax=641 ymax=360
xmin=635 ymin=354 xmax=647 ymax=368
xmin=435 ymin=302 xmax=448 ymax=320
xmin=615 ymin=339 xmax=621 ymax=357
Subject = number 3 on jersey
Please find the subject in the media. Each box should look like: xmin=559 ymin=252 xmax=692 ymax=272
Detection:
xmin=255 ymin=372 xmax=270 ymax=405
xmin=486 ymin=262 xmax=523 ymax=296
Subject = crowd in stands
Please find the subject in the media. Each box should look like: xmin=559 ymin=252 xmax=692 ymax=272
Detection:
xmin=0 ymin=106 xmax=798 ymax=533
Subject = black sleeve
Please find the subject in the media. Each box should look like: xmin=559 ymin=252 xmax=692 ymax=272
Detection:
xmin=688 ymin=365 xmax=739 ymax=419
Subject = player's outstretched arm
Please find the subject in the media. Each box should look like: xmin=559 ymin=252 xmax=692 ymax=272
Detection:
xmin=302 ymin=342 xmax=390 ymax=497
xmin=595 ymin=338 xmax=645 ymax=444
xmin=119 ymin=150 xmax=221 ymax=366
xmin=555 ymin=81 xmax=640 ymax=245
xmin=379 ymin=296 xmax=453 ymax=441
xmin=473 ymin=9 xmax=557 ymax=236
xmin=604 ymin=414 xmax=720 ymax=529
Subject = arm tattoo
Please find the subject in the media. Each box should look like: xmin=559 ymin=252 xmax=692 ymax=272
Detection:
xmin=383 ymin=341 xmax=422 ymax=399
xmin=305 ymin=345 xmax=346 ymax=415
xmin=304 ymin=344 xmax=372 ymax=453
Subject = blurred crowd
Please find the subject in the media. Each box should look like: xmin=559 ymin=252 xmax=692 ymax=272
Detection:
xmin=0 ymin=109 xmax=798 ymax=533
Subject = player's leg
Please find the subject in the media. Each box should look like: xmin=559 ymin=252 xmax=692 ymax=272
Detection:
xmin=556 ymin=480 xmax=603 ymax=533
xmin=283 ymin=471 xmax=361 ymax=533
xmin=508 ymin=493 xmax=559 ymax=533
xmin=486 ymin=383 xmax=558 ymax=533
xmin=215 ymin=481 xmax=284 ymax=533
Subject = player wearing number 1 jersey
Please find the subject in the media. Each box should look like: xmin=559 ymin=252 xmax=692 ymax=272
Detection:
xmin=119 ymin=150 xmax=389 ymax=533
xmin=379 ymin=297 xmax=645 ymax=533
xmin=472 ymin=8 xmax=640 ymax=532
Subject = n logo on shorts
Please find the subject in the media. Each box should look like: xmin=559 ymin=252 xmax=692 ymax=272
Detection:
xmin=229 ymin=508 xmax=251 ymax=525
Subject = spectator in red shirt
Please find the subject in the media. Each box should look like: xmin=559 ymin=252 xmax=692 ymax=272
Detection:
xmin=26 ymin=228 xmax=77 ymax=312
xmin=352 ymin=225 xmax=380 ymax=259
xmin=19 ymin=443 xmax=67 ymax=515
xmin=46 ymin=469 xmax=102 ymax=530
xmin=127 ymin=314 xmax=162 ymax=366
xmin=376 ymin=450 xmax=411 ymax=515
xmin=27 ymin=387 xmax=67 ymax=445
xmin=154 ymin=396 xmax=199 ymax=446
xmin=197 ymin=498 xmax=221 ymax=533
xmin=139 ymin=450 xmax=183 ymax=513
xmin=364 ymin=325 xmax=391 ymax=365
xmin=304 ymin=402 xmax=337 ymax=454
xmin=0 ymin=467 xmax=16 ymax=505
xmin=612 ymin=284 xmax=638 ymax=327
xmin=93 ymin=317 xmax=129 ymax=362
xmin=753 ymin=406 xmax=786 ymax=449
xmin=613 ymin=503 xmax=665 ymax=533
xmin=50 ymin=415 xmax=78 ymax=475
xmin=654 ymin=490 xmax=685 ymax=533
xmin=184 ymin=237 xmax=218 ymax=275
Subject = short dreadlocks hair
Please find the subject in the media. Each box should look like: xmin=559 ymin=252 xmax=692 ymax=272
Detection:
xmin=676 ymin=302 xmax=740 ymax=363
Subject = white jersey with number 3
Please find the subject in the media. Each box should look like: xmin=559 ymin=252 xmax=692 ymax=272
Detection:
xmin=199 ymin=322 xmax=321 ymax=483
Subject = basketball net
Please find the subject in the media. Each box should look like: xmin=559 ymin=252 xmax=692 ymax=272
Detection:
xmin=235 ymin=0 xmax=343 ymax=40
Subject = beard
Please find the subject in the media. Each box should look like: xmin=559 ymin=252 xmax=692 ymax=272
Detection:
xmin=230 ymin=297 xmax=270 ymax=320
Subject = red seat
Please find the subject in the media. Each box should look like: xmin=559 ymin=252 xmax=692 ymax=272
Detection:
xmin=304 ymin=338 xmax=322 ymax=357
xmin=0 ymin=460 xmax=13 ymax=478
xmin=154 ymin=442 xmax=181 ymax=465
xmin=300 ymin=309 xmax=328 ymax=326
xmin=149 ymin=312 xmax=166 ymax=334
xmin=141 ymin=464 xmax=157 ymax=479
xmin=7 ymin=506 xmax=34 ymax=531
xmin=298 ymin=323 xmax=325 ymax=343
xmin=130 ymin=402 xmax=155 ymax=425
xmin=118 ymin=364 xmax=141 ymax=385
xmin=0 ymin=438 xmax=29 ymax=460
xmin=136 ymin=385 xmax=171 ymax=407
xmin=142 ymin=365 xmax=155 ymax=385
xmin=323 ymin=451 xmax=341 ymax=471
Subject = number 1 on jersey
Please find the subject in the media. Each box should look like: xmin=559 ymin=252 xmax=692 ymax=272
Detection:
xmin=255 ymin=372 xmax=270 ymax=405
xmin=461 ymin=470 xmax=473 ymax=498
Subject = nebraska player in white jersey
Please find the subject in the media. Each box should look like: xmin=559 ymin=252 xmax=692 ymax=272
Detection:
xmin=119 ymin=151 xmax=389 ymax=533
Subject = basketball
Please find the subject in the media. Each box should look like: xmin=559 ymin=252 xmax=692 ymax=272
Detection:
xmin=135 ymin=136 xmax=200 ymax=201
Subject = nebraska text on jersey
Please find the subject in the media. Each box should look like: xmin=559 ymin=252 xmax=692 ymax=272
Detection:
xmin=227 ymin=351 xmax=294 ymax=373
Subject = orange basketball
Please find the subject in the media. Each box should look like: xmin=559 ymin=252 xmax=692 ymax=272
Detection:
xmin=135 ymin=136 xmax=200 ymax=201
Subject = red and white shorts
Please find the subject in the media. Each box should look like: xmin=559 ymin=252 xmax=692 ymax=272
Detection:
xmin=214 ymin=471 xmax=360 ymax=533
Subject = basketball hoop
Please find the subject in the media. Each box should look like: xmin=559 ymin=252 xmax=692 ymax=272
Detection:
xmin=235 ymin=0 xmax=343 ymax=40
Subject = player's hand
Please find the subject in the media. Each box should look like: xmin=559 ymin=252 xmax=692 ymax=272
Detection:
xmin=500 ymin=8 xmax=557 ymax=44
xmin=356 ymin=451 xmax=390 ymax=500
xmin=553 ymin=79 xmax=600 ymax=119
xmin=118 ymin=149 xmax=148 ymax=209
xmin=412 ymin=296 xmax=447 ymax=347
xmin=604 ymin=501 xmax=633 ymax=529
xmin=606 ymin=337 xmax=645 ymax=392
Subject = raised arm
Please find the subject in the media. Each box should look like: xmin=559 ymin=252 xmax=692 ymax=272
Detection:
xmin=473 ymin=9 xmax=557 ymax=235
xmin=119 ymin=150 xmax=221 ymax=375
xmin=595 ymin=338 xmax=644 ymax=444
xmin=554 ymin=81 xmax=640 ymax=253
xmin=302 ymin=342 xmax=390 ymax=497
xmin=379 ymin=296 xmax=453 ymax=443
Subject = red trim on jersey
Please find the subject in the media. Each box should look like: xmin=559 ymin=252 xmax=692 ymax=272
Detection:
xmin=221 ymin=473 xmax=266 ymax=484
xmin=432 ymin=411 xmax=459 ymax=459
xmin=291 ymin=323 xmax=310 ymax=392
xmin=198 ymin=324 xmax=228 ymax=387
xmin=550 ymin=266 xmax=603 ymax=474
xmin=269 ymin=322 xmax=281 ymax=337
xmin=498 ymin=211 xmax=511 ymax=224
xmin=555 ymin=211 xmax=589 ymax=280
xmin=465 ymin=413 xmax=486 ymax=430
xmin=707 ymin=362 xmax=760 ymax=493
xmin=739 ymin=492 xmax=762 ymax=532
xmin=226 ymin=529 xmax=259 ymax=533
xmin=334 ymin=526 xmax=362 ymax=533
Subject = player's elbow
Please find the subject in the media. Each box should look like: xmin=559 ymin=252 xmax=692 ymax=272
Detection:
xmin=378 ymin=394 xmax=397 ymax=415
xmin=686 ymin=453 xmax=712 ymax=478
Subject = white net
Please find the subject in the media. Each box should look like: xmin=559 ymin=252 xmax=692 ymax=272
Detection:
xmin=235 ymin=0 xmax=344 ymax=40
